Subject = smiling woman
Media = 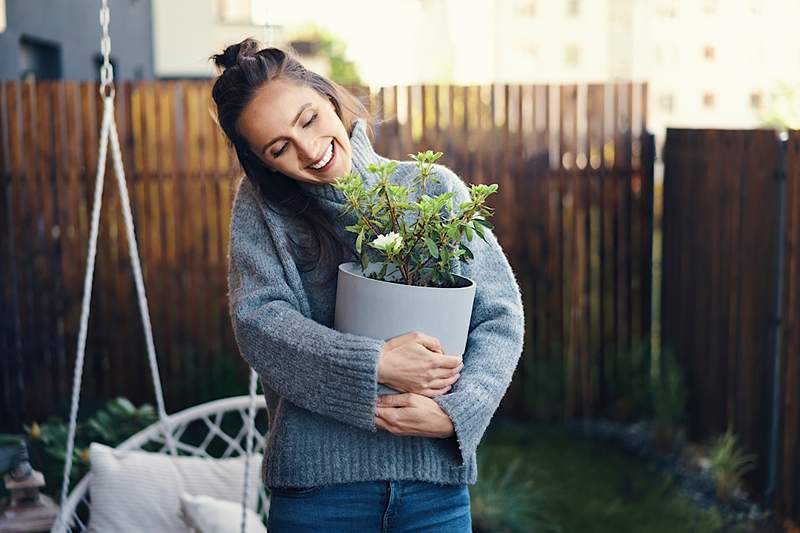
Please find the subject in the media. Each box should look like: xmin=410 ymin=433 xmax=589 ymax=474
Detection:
xmin=210 ymin=39 xmax=368 ymax=280
xmin=208 ymin=37 xmax=525 ymax=533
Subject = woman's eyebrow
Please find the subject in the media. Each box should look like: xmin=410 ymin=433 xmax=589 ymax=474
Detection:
xmin=261 ymin=102 xmax=312 ymax=154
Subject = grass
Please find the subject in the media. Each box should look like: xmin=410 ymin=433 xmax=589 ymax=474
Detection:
xmin=473 ymin=422 xmax=751 ymax=533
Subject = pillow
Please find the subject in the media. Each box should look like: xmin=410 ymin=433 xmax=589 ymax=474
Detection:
xmin=180 ymin=493 xmax=267 ymax=533
xmin=87 ymin=442 xmax=264 ymax=533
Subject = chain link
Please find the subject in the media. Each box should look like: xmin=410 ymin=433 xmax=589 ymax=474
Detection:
xmin=99 ymin=0 xmax=115 ymax=99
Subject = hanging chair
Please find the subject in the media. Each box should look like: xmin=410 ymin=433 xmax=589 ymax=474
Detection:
xmin=51 ymin=2 xmax=267 ymax=532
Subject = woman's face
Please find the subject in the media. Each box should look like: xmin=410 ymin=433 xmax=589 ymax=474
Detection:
xmin=237 ymin=78 xmax=353 ymax=185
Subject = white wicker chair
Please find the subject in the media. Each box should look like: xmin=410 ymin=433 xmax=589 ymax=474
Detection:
xmin=55 ymin=395 xmax=269 ymax=533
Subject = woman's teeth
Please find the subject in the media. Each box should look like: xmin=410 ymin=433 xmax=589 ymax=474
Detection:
xmin=310 ymin=141 xmax=334 ymax=170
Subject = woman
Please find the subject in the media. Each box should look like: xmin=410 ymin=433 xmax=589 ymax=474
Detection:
xmin=210 ymin=38 xmax=525 ymax=532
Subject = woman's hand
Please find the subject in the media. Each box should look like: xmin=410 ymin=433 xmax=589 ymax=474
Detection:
xmin=374 ymin=393 xmax=455 ymax=438
xmin=378 ymin=331 xmax=463 ymax=398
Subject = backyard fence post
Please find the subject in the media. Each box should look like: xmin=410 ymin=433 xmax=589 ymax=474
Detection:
xmin=765 ymin=133 xmax=788 ymax=507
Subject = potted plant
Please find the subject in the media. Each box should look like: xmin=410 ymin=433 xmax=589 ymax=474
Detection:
xmin=331 ymin=151 xmax=498 ymax=395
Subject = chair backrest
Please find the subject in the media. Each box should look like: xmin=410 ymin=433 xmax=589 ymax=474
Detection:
xmin=55 ymin=395 xmax=269 ymax=533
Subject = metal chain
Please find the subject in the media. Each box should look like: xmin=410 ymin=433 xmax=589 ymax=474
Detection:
xmin=99 ymin=0 xmax=114 ymax=98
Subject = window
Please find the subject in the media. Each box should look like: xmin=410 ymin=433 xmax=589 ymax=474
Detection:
xmin=515 ymin=0 xmax=536 ymax=17
xmin=215 ymin=0 xmax=267 ymax=25
xmin=657 ymin=0 xmax=676 ymax=18
xmin=567 ymin=0 xmax=580 ymax=17
xmin=702 ymin=92 xmax=715 ymax=108
xmin=518 ymin=42 xmax=538 ymax=57
xmin=565 ymin=44 xmax=580 ymax=66
xmin=750 ymin=92 xmax=762 ymax=109
xmin=659 ymin=93 xmax=674 ymax=112
xmin=20 ymin=36 xmax=62 ymax=81
xmin=704 ymin=45 xmax=715 ymax=60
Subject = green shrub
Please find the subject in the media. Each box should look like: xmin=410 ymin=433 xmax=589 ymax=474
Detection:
xmin=470 ymin=446 xmax=560 ymax=533
xmin=652 ymin=347 xmax=687 ymax=440
xmin=23 ymin=397 xmax=157 ymax=498
xmin=707 ymin=429 xmax=756 ymax=502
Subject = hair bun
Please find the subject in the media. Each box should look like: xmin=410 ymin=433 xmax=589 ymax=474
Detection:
xmin=210 ymin=37 xmax=261 ymax=71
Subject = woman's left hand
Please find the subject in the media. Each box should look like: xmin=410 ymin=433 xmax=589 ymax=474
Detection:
xmin=374 ymin=393 xmax=455 ymax=438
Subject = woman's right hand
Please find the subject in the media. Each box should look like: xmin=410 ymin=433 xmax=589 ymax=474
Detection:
xmin=377 ymin=331 xmax=464 ymax=397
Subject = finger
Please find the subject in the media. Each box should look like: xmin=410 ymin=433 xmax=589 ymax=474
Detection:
xmin=430 ymin=366 xmax=463 ymax=380
xmin=434 ymin=354 xmax=464 ymax=369
xmin=377 ymin=393 xmax=413 ymax=407
xmin=374 ymin=416 xmax=390 ymax=432
xmin=427 ymin=373 xmax=461 ymax=389
xmin=375 ymin=410 xmax=402 ymax=433
xmin=415 ymin=332 xmax=444 ymax=354
xmin=423 ymin=385 xmax=452 ymax=397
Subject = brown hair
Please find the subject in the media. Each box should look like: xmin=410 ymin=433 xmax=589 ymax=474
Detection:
xmin=209 ymin=37 xmax=371 ymax=282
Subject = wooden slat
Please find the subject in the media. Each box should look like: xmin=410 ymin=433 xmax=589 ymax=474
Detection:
xmin=779 ymin=131 xmax=800 ymax=521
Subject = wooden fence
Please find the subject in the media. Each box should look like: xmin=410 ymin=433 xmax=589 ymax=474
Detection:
xmin=0 ymin=80 xmax=653 ymax=432
xmin=661 ymin=129 xmax=800 ymax=522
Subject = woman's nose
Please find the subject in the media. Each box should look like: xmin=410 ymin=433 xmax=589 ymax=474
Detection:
xmin=295 ymin=137 xmax=320 ymax=164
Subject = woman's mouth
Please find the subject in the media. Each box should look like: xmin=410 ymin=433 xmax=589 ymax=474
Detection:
xmin=308 ymin=140 xmax=335 ymax=172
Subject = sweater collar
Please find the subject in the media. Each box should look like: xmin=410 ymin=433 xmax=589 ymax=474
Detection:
xmin=296 ymin=118 xmax=383 ymax=203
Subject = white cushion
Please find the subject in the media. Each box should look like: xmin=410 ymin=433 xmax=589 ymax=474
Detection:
xmin=180 ymin=493 xmax=267 ymax=533
xmin=87 ymin=442 xmax=264 ymax=533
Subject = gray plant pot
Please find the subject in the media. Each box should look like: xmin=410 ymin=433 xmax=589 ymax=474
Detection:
xmin=334 ymin=261 xmax=477 ymax=395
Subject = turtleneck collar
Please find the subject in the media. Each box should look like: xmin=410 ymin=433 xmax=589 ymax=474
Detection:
xmin=296 ymin=118 xmax=384 ymax=203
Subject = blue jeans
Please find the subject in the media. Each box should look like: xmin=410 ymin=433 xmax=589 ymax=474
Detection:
xmin=266 ymin=479 xmax=472 ymax=532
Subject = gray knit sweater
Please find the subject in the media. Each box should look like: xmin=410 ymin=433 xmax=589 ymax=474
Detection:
xmin=227 ymin=118 xmax=525 ymax=488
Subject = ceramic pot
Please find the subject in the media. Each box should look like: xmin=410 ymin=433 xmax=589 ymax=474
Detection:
xmin=334 ymin=261 xmax=476 ymax=395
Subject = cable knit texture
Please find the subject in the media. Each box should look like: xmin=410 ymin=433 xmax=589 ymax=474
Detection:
xmin=227 ymin=118 xmax=525 ymax=488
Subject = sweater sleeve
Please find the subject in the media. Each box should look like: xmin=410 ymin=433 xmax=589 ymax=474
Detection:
xmin=227 ymin=178 xmax=382 ymax=433
xmin=431 ymin=165 xmax=526 ymax=466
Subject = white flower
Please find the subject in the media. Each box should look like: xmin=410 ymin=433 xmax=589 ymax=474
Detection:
xmin=369 ymin=231 xmax=403 ymax=253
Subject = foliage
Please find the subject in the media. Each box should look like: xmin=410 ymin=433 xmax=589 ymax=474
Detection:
xmin=288 ymin=24 xmax=362 ymax=86
xmin=22 ymin=397 xmax=157 ymax=497
xmin=652 ymin=346 xmax=687 ymax=432
xmin=480 ymin=423 xmax=749 ymax=533
xmin=759 ymin=80 xmax=800 ymax=131
xmin=707 ymin=428 xmax=757 ymax=502
xmin=333 ymin=151 xmax=499 ymax=287
xmin=471 ymin=447 xmax=560 ymax=532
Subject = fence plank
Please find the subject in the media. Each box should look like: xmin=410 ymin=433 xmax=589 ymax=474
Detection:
xmin=779 ymin=131 xmax=800 ymax=521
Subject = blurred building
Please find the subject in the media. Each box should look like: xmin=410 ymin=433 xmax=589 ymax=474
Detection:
xmin=482 ymin=0 xmax=800 ymax=134
xmin=152 ymin=0 xmax=287 ymax=78
xmin=0 ymin=0 xmax=154 ymax=81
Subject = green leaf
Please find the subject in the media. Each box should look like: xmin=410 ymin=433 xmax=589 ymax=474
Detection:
xmin=461 ymin=244 xmax=474 ymax=260
xmin=471 ymin=220 xmax=485 ymax=240
xmin=474 ymin=218 xmax=494 ymax=230
xmin=356 ymin=229 xmax=365 ymax=254
xmin=424 ymin=237 xmax=439 ymax=258
xmin=465 ymin=224 xmax=474 ymax=241
xmin=447 ymin=226 xmax=460 ymax=241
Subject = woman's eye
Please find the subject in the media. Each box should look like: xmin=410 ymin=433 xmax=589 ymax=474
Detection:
xmin=304 ymin=113 xmax=318 ymax=128
xmin=270 ymin=113 xmax=317 ymax=158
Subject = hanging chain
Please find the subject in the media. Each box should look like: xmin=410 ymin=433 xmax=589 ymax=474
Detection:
xmin=99 ymin=0 xmax=115 ymax=99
